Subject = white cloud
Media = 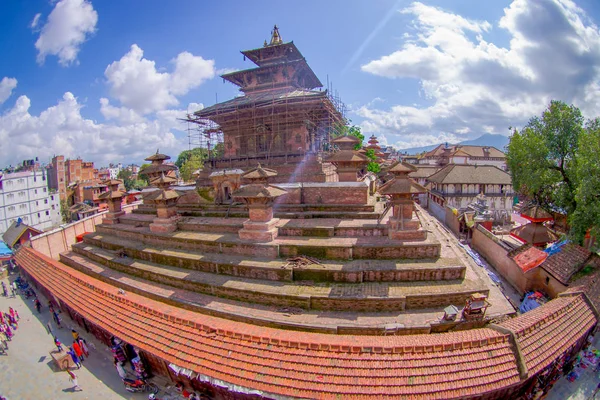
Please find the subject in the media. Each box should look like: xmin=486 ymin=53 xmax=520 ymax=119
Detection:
xmin=0 ymin=92 xmax=191 ymax=167
xmin=105 ymin=45 xmax=215 ymax=115
xmin=359 ymin=0 xmax=600 ymax=148
xmin=0 ymin=77 xmax=17 ymax=105
xmin=99 ymin=98 xmax=144 ymax=125
xmin=34 ymin=0 xmax=98 ymax=66
xmin=30 ymin=13 xmax=42 ymax=29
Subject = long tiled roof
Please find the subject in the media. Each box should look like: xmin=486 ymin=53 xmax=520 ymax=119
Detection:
xmin=426 ymin=164 xmax=512 ymax=185
xmin=16 ymin=247 xmax=596 ymax=399
xmin=423 ymin=145 xmax=506 ymax=159
xmin=499 ymin=293 xmax=596 ymax=375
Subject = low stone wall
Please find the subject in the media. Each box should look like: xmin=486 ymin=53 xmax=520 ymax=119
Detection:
xmin=471 ymin=224 xmax=532 ymax=294
xmin=275 ymin=182 xmax=369 ymax=205
xmin=30 ymin=202 xmax=140 ymax=259
xmin=428 ymin=200 xmax=446 ymax=223
xmin=445 ymin=206 xmax=461 ymax=236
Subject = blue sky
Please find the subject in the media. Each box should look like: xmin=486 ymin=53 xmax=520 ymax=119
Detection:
xmin=1 ymin=0 xmax=600 ymax=167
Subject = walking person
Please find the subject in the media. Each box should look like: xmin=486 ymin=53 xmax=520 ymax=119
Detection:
xmin=67 ymin=348 xmax=82 ymax=369
xmin=1 ymin=282 xmax=7 ymax=297
xmin=53 ymin=310 xmax=62 ymax=328
xmin=72 ymin=340 xmax=84 ymax=362
xmin=0 ymin=330 xmax=8 ymax=351
xmin=54 ymin=336 xmax=63 ymax=352
xmin=71 ymin=329 xmax=79 ymax=341
xmin=77 ymin=337 xmax=89 ymax=358
xmin=34 ymin=298 xmax=42 ymax=314
xmin=67 ymin=369 xmax=82 ymax=391
xmin=10 ymin=282 xmax=16 ymax=297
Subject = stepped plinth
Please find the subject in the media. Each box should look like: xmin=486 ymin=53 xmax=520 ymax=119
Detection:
xmin=97 ymin=179 xmax=126 ymax=225
xmin=146 ymin=172 xmax=180 ymax=233
xmin=233 ymin=164 xmax=286 ymax=242
xmin=379 ymin=162 xmax=428 ymax=241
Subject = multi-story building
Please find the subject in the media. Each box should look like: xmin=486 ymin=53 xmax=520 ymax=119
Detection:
xmin=426 ymin=164 xmax=514 ymax=222
xmin=47 ymin=155 xmax=67 ymax=201
xmin=48 ymin=156 xmax=98 ymax=202
xmin=108 ymin=163 xmax=123 ymax=180
xmin=0 ymin=170 xmax=62 ymax=235
xmin=418 ymin=144 xmax=507 ymax=170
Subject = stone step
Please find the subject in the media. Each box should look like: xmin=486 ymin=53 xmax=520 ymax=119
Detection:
xmin=176 ymin=217 xmax=389 ymax=238
xmin=95 ymin=223 xmax=441 ymax=260
xmin=61 ymin=246 xmax=486 ymax=312
xmin=80 ymin=232 xmax=465 ymax=283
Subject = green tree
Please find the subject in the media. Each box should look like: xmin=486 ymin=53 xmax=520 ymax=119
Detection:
xmin=138 ymin=163 xmax=151 ymax=184
xmin=331 ymin=122 xmax=365 ymax=150
xmin=179 ymin=154 xmax=203 ymax=183
xmin=60 ymin=199 xmax=72 ymax=224
xmin=175 ymin=148 xmax=209 ymax=168
xmin=367 ymin=162 xmax=381 ymax=173
xmin=571 ymin=119 xmax=600 ymax=244
xmin=507 ymin=101 xmax=583 ymax=216
xmin=117 ymin=169 xmax=134 ymax=191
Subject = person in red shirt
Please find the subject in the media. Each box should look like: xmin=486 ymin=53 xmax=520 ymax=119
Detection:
xmin=72 ymin=341 xmax=84 ymax=362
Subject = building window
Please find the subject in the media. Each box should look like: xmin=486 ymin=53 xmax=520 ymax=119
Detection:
xmin=52 ymin=205 xmax=55 ymax=210
xmin=44 ymin=199 xmax=48 ymax=204
xmin=545 ymin=276 xmax=550 ymax=285
xmin=38 ymin=213 xmax=41 ymax=218
xmin=19 ymin=191 xmax=25 ymax=197
xmin=8 ymin=206 xmax=15 ymax=212
xmin=43 ymin=187 xmax=47 ymax=192
xmin=51 ymin=195 xmax=54 ymax=200
xmin=45 ymin=211 xmax=49 ymax=216
xmin=35 ymin=189 xmax=38 ymax=194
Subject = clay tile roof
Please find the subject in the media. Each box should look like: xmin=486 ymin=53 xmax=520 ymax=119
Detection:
xmin=521 ymin=205 xmax=553 ymax=222
xmin=388 ymin=161 xmax=418 ymax=174
xmin=540 ymin=244 xmax=593 ymax=285
xmin=102 ymin=179 xmax=123 ymax=186
xmin=426 ymin=164 xmax=512 ymax=185
xmin=510 ymin=223 xmax=558 ymax=246
xmin=16 ymin=247 xmax=553 ymax=399
xmin=2 ymin=221 xmax=42 ymax=248
xmin=232 ymin=184 xmax=287 ymax=199
xmin=408 ymin=166 xmax=440 ymax=179
xmin=379 ymin=177 xmax=427 ymax=195
xmin=325 ymin=150 xmax=369 ymax=163
xmin=242 ymin=164 xmax=278 ymax=180
xmin=150 ymin=174 xmax=177 ymax=185
xmin=331 ymin=135 xmax=360 ymax=144
xmin=139 ymin=164 xmax=177 ymax=175
xmin=499 ymin=294 xmax=596 ymax=375
xmin=507 ymin=244 xmax=548 ymax=273
xmin=145 ymin=151 xmax=171 ymax=162
xmin=97 ymin=190 xmax=126 ymax=200
xmin=144 ymin=189 xmax=180 ymax=201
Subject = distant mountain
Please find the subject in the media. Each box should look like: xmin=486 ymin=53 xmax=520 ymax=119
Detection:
xmin=458 ymin=134 xmax=510 ymax=151
xmin=397 ymin=134 xmax=510 ymax=155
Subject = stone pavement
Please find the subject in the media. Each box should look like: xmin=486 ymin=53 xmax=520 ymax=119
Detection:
xmin=546 ymin=335 xmax=600 ymax=400
xmin=0 ymin=274 xmax=175 ymax=400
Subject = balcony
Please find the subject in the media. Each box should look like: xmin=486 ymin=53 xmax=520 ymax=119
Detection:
xmin=431 ymin=190 xmax=513 ymax=198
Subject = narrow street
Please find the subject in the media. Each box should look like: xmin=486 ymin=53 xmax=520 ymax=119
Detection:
xmin=0 ymin=274 xmax=163 ymax=399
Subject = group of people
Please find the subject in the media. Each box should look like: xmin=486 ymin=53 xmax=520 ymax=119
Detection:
xmin=53 ymin=329 xmax=90 ymax=369
xmin=0 ymin=281 xmax=17 ymax=298
xmin=0 ymin=306 xmax=19 ymax=354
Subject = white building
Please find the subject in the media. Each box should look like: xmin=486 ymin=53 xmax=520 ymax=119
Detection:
xmin=0 ymin=170 xmax=62 ymax=235
xmin=108 ymin=163 xmax=123 ymax=180
xmin=418 ymin=144 xmax=507 ymax=170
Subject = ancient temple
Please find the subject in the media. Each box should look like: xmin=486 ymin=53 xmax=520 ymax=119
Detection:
xmin=188 ymin=25 xmax=345 ymax=184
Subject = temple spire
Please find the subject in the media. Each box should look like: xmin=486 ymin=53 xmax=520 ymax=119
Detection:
xmin=269 ymin=25 xmax=283 ymax=46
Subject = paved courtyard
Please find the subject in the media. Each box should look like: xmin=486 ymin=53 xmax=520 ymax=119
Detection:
xmin=0 ymin=274 xmax=180 ymax=400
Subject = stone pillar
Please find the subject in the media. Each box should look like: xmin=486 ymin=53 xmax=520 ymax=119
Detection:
xmin=336 ymin=165 xmax=358 ymax=182
xmin=388 ymin=197 xmax=427 ymax=241
xmin=103 ymin=196 xmax=125 ymax=225
xmin=238 ymin=203 xmax=279 ymax=242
